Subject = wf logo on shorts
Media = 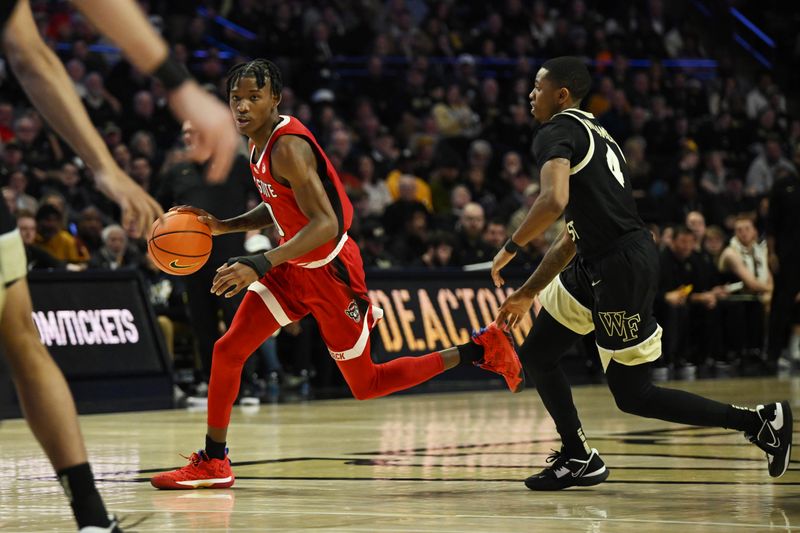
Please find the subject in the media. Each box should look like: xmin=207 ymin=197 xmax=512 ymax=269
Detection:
xmin=598 ymin=311 xmax=640 ymax=342
xmin=345 ymin=299 xmax=362 ymax=323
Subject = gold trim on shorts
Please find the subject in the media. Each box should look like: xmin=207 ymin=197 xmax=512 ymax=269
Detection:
xmin=596 ymin=325 xmax=663 ymax=371
xmin=538 ymin=275 xmax=594 ymax=335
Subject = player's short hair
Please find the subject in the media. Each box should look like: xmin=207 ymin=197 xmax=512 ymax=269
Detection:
xmin=541 ymin=56 xmax=592 ymax=102
xmin=674 ymin=225 xmax=695 ymax=239
xmin=226 ymin=59 xmax=283 ymax=98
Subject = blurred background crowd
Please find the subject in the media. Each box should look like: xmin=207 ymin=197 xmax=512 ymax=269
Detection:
xmin=1 ymin=0 xmax=798 ymax=397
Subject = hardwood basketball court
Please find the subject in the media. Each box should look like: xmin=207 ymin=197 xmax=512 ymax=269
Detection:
xmin=1 ymin=377 xmax=798 ymax=531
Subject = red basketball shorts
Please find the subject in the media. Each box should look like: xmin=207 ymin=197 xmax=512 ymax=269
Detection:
xmin=247 ymin=235 xmax=383 ymax=360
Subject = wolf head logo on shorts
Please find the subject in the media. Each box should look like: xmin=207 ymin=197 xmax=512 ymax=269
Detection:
xmin=345 ymin=299 xmax=362 ymax=323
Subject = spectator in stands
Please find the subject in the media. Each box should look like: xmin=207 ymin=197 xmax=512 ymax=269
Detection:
xmin=75 ymin=205 xmax=105 ymax=256
xmin=14 ymin=114 xmax=63 ymax=181
xmin=16 ymin=209 xmax=63 ymax=270
xmin=82 ymin=72 xmax=120 ymax=128
xmin=49 ymin=161 xmax=93 ymax=220
xmin=655 ymin=226 xmax=724 ymax=378
xmin=700 ymin=150 xmax=731 ymax=195
xmin=4 ymin=170 xmax=37 ymax=213
xmin=433 ymin=84 xmax=480 ymax=140
xmin=419 ymin=231 xmax=456 ymax=269
xmin=746 ymin=72 xmax=785 ymax=120
xmin=0 ymin=140 xmax=24 ymax=181
xmin=686 ymin=210 xmax=706 ymax=251
xmin=34 ymin=203 xmax=89 ymax=263
xmin=718 ymin=215 xmax=772 ymax=363
xmin=382 ymin=174 xmax=428 ymax=236
xmin=745 ymin=136 xmax=796 ymax=197
xmin=389 ymin=208 xmax=429 ymax=265
xmin=454 ymin=202 xmax=493 ymax=266
xmin=87 ymin=223 xmax=140 ymax=270
xmin=508 ymin=182 xmax=540 ymax=235
xmin=130 ymin=155 xmax=153 ymax=193
xmin=482 ymin=218 xmax=507 ymax=252
xmin=355 ymin=154 xmax=392 ymax=217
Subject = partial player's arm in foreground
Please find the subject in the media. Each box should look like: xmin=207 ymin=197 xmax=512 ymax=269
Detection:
xmin=2 ymin=0 xmax=162 ymax=236
xmin=491 ymin=156 xmax=571 ymax=287
xmin=210 ymin=136 xmax=339 ymax=298
xmin=497 ymin=228 xmax=576 ymax=329
xmin=71 ymin=0 xmax=240 ymax=183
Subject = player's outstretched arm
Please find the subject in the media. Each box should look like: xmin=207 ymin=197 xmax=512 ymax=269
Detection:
xmin=491 ymin=157 xmax=570 ymax=287
xmin=2 ymin=0 xmax=162 ymax=236
xmin=71 ymin=0 xmax=241 ymax=183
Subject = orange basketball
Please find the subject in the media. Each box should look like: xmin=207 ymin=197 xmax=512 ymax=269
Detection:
xmin=147 ymin=211 xmax=212 ymax=275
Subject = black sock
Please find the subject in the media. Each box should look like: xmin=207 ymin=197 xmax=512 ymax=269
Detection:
xmin=726 ymin=405 xmax=763 ymax=435
xmin=456 ymin=340 xmax=483 ymax=367
xmin=205 ymin=434 xmax=227 ymax=460
xmin=56 ymin=463 xmax=110 ymax=529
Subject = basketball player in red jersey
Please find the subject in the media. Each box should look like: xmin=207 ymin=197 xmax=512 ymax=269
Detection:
xmin=150 ymin=60 xmax=524 ymax=489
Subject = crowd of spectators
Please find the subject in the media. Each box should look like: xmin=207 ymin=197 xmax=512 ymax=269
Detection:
xmin=1 ymin=0 xmax=798 ymax=387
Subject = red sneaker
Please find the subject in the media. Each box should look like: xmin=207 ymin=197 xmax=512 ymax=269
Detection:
xmin=472 ymin=323 xmax=525 ymax=393
xmin=150 ymin=450 xmax=235 ymax=490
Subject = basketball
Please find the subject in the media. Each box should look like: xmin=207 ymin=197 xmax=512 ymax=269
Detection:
xmin=147 ymin=211 xmax=212 ymax=275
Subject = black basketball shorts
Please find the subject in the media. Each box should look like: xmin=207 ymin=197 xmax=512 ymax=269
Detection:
xmin=538 ymin=231 xmax=662 ymax=371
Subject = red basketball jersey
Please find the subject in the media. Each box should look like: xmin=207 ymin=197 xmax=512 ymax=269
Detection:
xmin=248 ymin=115 xmax=353 ymax=266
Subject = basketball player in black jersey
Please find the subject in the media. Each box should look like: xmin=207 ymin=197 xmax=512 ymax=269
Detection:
xmin=492 ymin=57 xmax=792 ymax=490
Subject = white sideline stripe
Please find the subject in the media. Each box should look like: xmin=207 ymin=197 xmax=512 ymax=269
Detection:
xmin=248 ymin=282 xmax=291 ymax=326
xmin=174 ymin=476 xmax=233 ymax=487
xmin=298 ymin=232 xmax=349 ymax=269
xmin=104 ymin=507 xmax=791 ymax=531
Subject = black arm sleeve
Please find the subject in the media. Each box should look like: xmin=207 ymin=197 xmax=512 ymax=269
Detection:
xmin=532 ymin=121 xmax=576 ymax=168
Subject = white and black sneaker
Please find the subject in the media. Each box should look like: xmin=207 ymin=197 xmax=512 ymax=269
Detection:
xmin=525 ymin=448 xmax=609 ymax=491
xmin=747 ymin=401 xmax=793 ymax=478
xmin=78 ymin=514 xmax=122 ymax=532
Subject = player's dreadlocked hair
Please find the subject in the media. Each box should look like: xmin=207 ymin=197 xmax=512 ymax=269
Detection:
xmin=541 ymin=56 xmax=592 ymax=102
xmin=226 ymin=59 xmax=283 ymax=98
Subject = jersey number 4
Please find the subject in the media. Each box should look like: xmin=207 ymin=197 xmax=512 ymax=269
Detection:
xmin=605 ymin=144 xmax=624 ymax=187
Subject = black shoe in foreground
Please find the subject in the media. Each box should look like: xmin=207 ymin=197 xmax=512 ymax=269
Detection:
xmin=747 ymin=401 xmax=793 ymax=478
xmin=525 ymin=448 xmax=609 ymax=491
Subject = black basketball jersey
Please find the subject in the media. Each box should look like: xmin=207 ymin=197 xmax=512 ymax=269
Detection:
xmin=533 ymin=108 xmax=645 ymax=258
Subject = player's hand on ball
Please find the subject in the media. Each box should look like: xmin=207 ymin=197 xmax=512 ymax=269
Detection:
xmin=491 ymin=248 xmax=516 ymax=287
xmin=170 ymin=205 xmax=227 ymax=235
xmin=211 ymin=261 xmax=258 ymax=298
xmin=496 ymin=288 xmax=536 ymax=330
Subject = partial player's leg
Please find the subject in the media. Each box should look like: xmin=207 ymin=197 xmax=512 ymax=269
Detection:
xmin=522 ymin=263 xmax=609 ymax=491
xmin=151 ymin=288 xmax=284 ymax=490
xmin=597 ymin=237 xmax=792 ymax=478
xmin=318 ymin=243 xmax=524 ymax=397
xmin=606 ymin=360 xmax=792 ymax=477
xmin=0 ymin=278 xmax=119 ymax=531
xmin=519 ymin=308 xmax=609 ymax=491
